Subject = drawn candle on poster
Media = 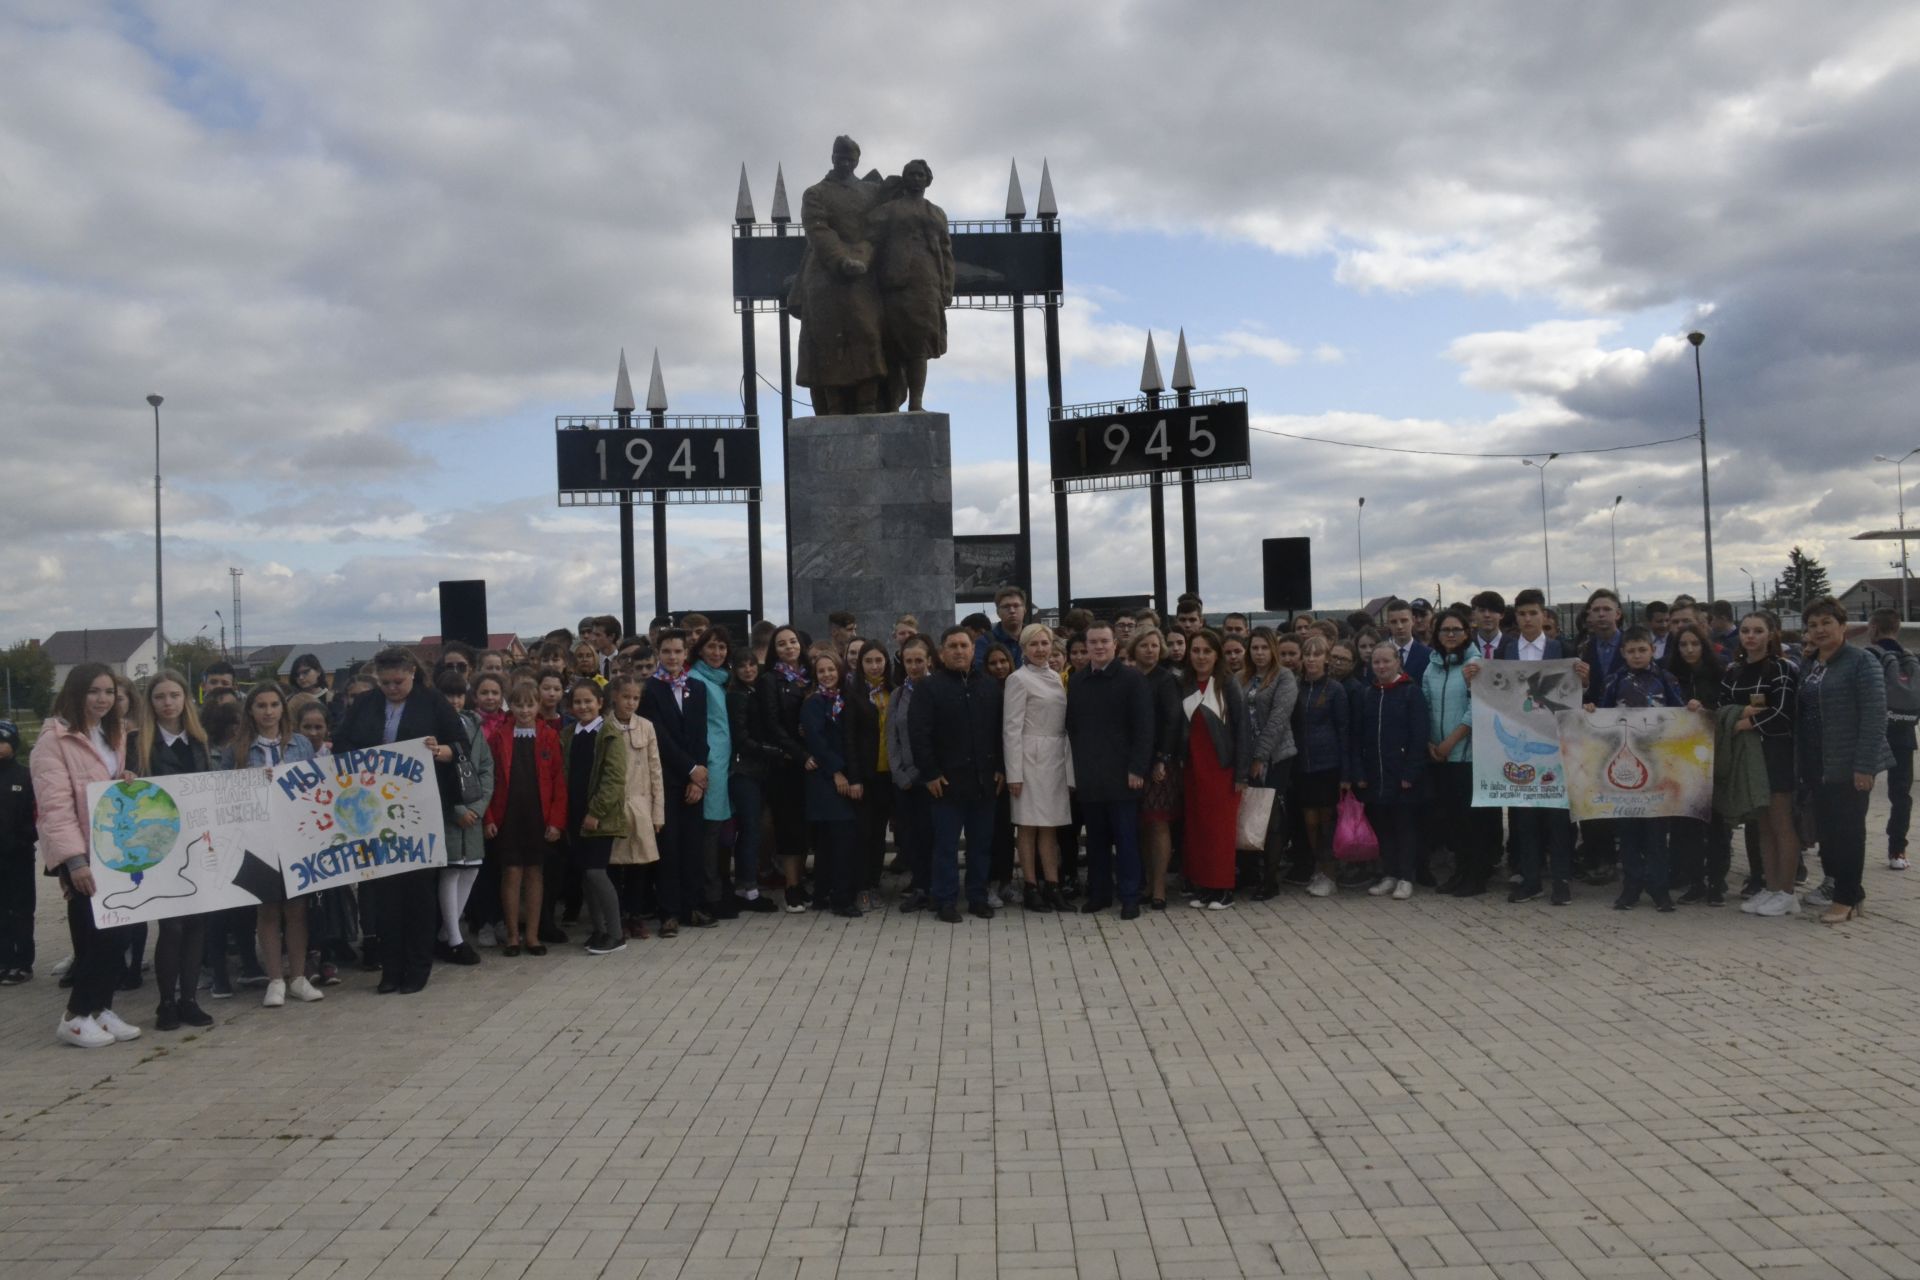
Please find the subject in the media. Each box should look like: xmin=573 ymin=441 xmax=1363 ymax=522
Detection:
xmin=88 ymin=768 xmax=279 ymax=928
xmin=1554 ymin=707 xmax=1714 ymax=822
xmin=1469 ymin=659 xmax=1582 ymax=808
xmin=272 ymin=740 xmax=447 ymax=896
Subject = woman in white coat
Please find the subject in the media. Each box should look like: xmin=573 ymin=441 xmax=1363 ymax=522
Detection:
xmin=1003 ymin=623 xmax=1073 ymax=912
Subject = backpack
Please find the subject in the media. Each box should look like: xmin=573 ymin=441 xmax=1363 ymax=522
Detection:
xmin=1877 ymin=644 xmax=1920 ymax=724
xmin=452 ymin=711 xmax=486 ymax=805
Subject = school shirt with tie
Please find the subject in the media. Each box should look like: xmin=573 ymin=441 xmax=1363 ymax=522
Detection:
xmin=1515 ymin=634 xmax=1548 ymax=662
xmin=1474 ymin=631 xmax=1502 ymax=661
xmin=383 ymin=699 xmax=405 ymax=745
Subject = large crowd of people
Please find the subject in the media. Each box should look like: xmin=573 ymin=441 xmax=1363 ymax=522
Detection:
xmin=1 ymin=582 xmax=1908 ymax=1050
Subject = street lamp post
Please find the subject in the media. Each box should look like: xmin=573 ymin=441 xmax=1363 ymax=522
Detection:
xmin=1688 ymin=332 xmax=1714 ymax=602
xmin=1356 ymin=496 xmax=1366 ymax=607
xmin=1521 ymin=453 xmax=1560 ymax=607
xmin=1739 ymin=566 xmax=1757 ymax=611
xmin=1874 ymin=448 xmax=1920 ymax=622
xmin=148 ymin=394 xmax=165 ymax=665
xmin=1609 ymin=494 xmax=1623 ymax=600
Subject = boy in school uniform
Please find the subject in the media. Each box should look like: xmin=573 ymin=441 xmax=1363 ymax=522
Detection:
xmin=1575 ymin=588 xmax=1630 ymax=883
xmin=1383 ymin=599 xmax=1433 ymax=682
xmin=1467 ymin=589 xmax=1587 ymax=906
xmin=1586 ymin=626 xmax=1699 ymax=912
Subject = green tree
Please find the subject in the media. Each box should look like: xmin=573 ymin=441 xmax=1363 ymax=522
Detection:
xmin=1772 ymin=546 xmax=1832 ymax=612
xmin=163 ymin=636 xmax=224 ymax=692
xmin=0 ymin=639 xmax=55 ymax=716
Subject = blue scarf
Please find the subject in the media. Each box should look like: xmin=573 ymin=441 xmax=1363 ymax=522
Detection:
xmin=814 ymin=684 xmax=844 ymax=721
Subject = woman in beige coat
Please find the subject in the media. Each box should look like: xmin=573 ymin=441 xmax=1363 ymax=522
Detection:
xmin=606 ymin=674 xmax=667 ymax=939
xmin=1003 ymin=624 xmax=1073 ymax=910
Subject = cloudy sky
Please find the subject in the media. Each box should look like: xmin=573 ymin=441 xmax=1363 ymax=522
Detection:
xmin=5 ymin=2 xmax=1916 ymax=649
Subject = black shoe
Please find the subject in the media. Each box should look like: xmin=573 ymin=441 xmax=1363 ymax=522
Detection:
xmin=689 ymin=910 xmax=719 ymax=928
xmin=0 ymin=969 xmax=23 ymax=986
xmin=1249 ymin=887 xmax=1277 ymax=902
xmin=539 ymin=924 xmax=568 ymax=944
xmin=585 ymin=934 xmax=627 ymax=955
xmin=377 ymin=979 xmax=401 ymax=994
xmin=1282 ymin=868 xmax=1314 ymax=886
xmin=1436 ymin=875 xmax=1463 ymax=896
xmin=1739 ymin=877 xmax=1763 ymax=898
xmin=1677 ymin=885 xmax=1708 ymax=905
xmin=897 ymin=891 xmax=927 ymax=913
xmin=1149 ymin=897 xmax=1168 ymax=911
xmin=1652 ymin=892 xmax=1676 ymax=913
xmin=1583 ymin=866 xmax=1619 ymax=886
xmin=741 ymin=895 xmax=779 ymax=913
xmin=357 ymin=942 xmax=383 ymax=973
xmin=449 ymin=943 xmax=481 ymax=966
xmin=561 ymin=910 xmax=581 ymax=924
xmin=1705 ymin=886 xmax=1726 ymax=906
xmin=1079 ymin=898 xmax=1113 ymax=914
xmin=433 ymin=941 xmax=455 ymax=962
xmin=1508 ymin=884 xmax=1542 ymax=903
xmin=833 ymin=905 xmax=863 ymax=919
xmin=969 ymin=901 xmax=994 ymax=919
xmin=1414 ymin=872 xmax=1438 ymax=888
xmin=155 ymin=1001 xmax=180 ymax=1031
xmin=783 ymin=887 xmax=809 ymax=914
xmin=1045 ymin=884 xmax=1069 ymax=911
xmin=1612 ymin=889 xmax=1637 ymax=910
xmin=1453 ymin=881 xmax=1487 ymax=898
xmin=177 ymin=1000 xmax=213 ymax=1028
xmin=1120 ymin=902 xmax=1141 ymax=921
xmin=936 ymin=905 xmax=963 ymax=923
xmin=58 ymin=971 xmax=73 ymax=989
xmin=712 ymin=898 xmax=741 ymax=920
xmin=398 ymin=982 xmax=426 ymax=995
xmin=525 ymin=943 xmax=548 ymax=956
xmin=1025 ymin=890 xmax=1053 ymax=913
xmin=1550 ymin=881 xmax=1572 ymax=906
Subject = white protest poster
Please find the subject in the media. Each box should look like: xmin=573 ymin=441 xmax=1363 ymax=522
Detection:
xmin=1470 ymin=659 xmax=1582 ymax=809
xmin=271 ymin=739 xmax=448 ymax=897
xmin=1555 ymin=707 xmax=1715 ymax=822
xmin=88 ymin=768 xmax=282 ymax=928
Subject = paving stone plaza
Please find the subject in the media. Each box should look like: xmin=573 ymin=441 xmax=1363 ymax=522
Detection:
xmin=3 ymin=797 xmax=1917 ymax=1280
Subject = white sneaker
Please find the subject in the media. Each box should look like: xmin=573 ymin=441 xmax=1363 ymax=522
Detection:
xmin=986 ymin=888 xmax=1004 ymax=909
xmin=1755 ymin=890 xmax=1797 ymax=917
xmin=56 ymin=1014 xmax=115 ymax=1048
xmin=95 ymin=1009 xmax=142 ymax=1041
xmin=1891 ymin=855 xmax=1910 ymax=871
xmin=1392 ymin=880 xmax=1414 ymax=901
xmin=51 ymin=954 xmax=73 ymax=978
xmin=1188 ymin=895 xmax=1208 ymax=908
xmin=1368 ymin=877 xmax=1397 ymax=897
xmin=1307 ymin=873 xmax=1336 ymax=898
xmin=1803 ymin=878 xmax=1835 ymax=909
xmin=263 ymin=979 xmax=286 ymax=1008
xmin=287 ymin=976 xmax=324 ymax=1003
xmin=1207 ymin=893 xmax=1233 ymax=911
xmin=1740 ymin=889 xmax=1768 ymax=914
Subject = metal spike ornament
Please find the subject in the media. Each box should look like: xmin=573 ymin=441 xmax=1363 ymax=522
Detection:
xmin=1036 ymin=160 xmax=1057 ymax=220
xmin=1139 ymin=332 xmax=1164 ymax=395
xmin=1170 ymin=329 xmax=1195 ymax=393
xmin=613 ymin=349 xmax=635 ymax=413
xmin=734 ymin=163 xmax=755 ymax=222
xmin=645 ymin=349 xmax=668 ymax=413
xmin=770 ymin=164 xmax=790 ymax=222
xmin=1005 ymin=160 xmax=1026 ymax=219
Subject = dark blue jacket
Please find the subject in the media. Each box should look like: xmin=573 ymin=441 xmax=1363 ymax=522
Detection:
xmin=1352 ymin=677 xmax=1428 ymax=803
xmin=1599 ymin=665 xmax=1688 ymax=708
xmin=972 ymin=621 xmax=1024 ymax=672
xmin=908 ymin=665 xmax=1005 ymax=800
xmin=1391 ymin=639 xmax=1432 ymax=683
xmin=1493 ymin=634 xmax=1570 ymax=661
xmin=1293 ymin=676 xmax=1348 ymax=778
xmin=1581 ymin=631 xmax=1628 ymax=706
xmin=641 ymin=675 xmax=710 ymax=793
xmin=799 ymin=694 xmax=856 ymax=822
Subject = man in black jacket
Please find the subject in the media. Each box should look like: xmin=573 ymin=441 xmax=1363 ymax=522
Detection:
xmin=910 ymin=627 xmax=1004 ymax=922
xmin=0 ymin=721 xmax=37 ymax=983
xmin=641 ymin=630 xmax=712 ymax=934
xmin=333 ymin=649 xmax=464 ymax=994
xmin=1066 ymin=622 xmax=1153 ymax=919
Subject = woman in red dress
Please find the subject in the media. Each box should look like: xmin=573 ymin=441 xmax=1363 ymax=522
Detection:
xmin=1181 ymin=629 xmax=1251 ymax=909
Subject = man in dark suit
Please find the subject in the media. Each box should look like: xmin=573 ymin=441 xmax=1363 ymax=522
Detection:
xmin=641 ymin=630 xmax=712 ymax=934
xmin=333 ymin=648 xmax=466 ymax=994
xmin=1065 ymin=621 xmax=1154 ymax=919
xmin=910 ymin=626 xmax=1004 ymax=922
xmin=1382 ymin=599 xmax=1432 ymax=682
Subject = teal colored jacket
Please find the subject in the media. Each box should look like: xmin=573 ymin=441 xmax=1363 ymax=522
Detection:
xmin=688 ymin=661 xmax=733 ymax=820
xmin=1422 ymin=650 xmax=1474 ymax=763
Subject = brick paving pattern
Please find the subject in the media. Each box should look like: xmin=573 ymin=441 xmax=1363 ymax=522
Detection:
xmin=3 ymin=801 xmax=1917 ymax=1279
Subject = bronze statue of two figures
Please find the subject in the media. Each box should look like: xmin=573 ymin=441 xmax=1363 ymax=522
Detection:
xmin=791 ymin=137 xmax=955 ymax=415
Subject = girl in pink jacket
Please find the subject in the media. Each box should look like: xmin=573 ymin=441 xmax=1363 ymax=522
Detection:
xmin=30 ymin=663 xmax=141 ymax=1049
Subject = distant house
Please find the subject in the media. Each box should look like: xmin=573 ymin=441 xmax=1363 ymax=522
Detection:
xmin=42 ymin=628 xmax=162 ymax=689
xmin=1839 ymin=577 xmax=1915 ymax=622
xmin=274 ymin=641 xmax=387 ymax=681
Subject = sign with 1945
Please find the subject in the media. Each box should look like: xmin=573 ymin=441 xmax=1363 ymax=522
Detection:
xmin=1048 ymin=396 xmax=1250 ymax=492
xmin=555 ymin=417 xmax=760 ymax=501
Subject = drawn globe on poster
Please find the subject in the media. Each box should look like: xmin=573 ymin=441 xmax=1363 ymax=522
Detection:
xmin=333 ymin=784 xmax=382 ymax=841
xmin=90 ymin=779 xmax=181 ymax=884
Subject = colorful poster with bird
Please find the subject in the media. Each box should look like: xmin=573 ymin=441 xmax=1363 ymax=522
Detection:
xmin=1554 ymin=707 xmax=1714 ymax=821
xmin=86 ymin=767 xmax=279 ymax=928
xmin=1470 ymin=659 xmax=1582 ymax=808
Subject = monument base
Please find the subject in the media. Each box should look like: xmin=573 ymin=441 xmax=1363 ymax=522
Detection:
xmin=787 ymin=412 xmax=955 ymax=644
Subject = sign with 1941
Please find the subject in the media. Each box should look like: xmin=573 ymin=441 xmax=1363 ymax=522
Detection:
xmin=555 ymin=417 xmax=760 ymax=501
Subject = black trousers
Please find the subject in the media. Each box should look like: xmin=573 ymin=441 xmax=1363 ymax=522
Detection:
xmin=0 ymin=854 xmax=34 ymax=972
xmin=1812 ymin=781 xmax=1870 ymax=907
xmin=1886 ymin=744 xmax=1913 ymax=855
xmin=1509 ymin=807 xmax=1574 ymax=890
xmin=366 ymin=867 xmax=437 ymax=987
xmin=1669 ymin=816 xmax=1731 ymax=892
xmin=812 ymin=819 xmax=857 ymax=910
xmin=856 ymin=777 xmax=893 ymax=889
xmin=655 ymin=800 xmax=708 ymax=920
xmin=893 ymin=785 xmax=931 ymax=892
xmin=62 ymin=870 xmax=128 ymax=1017
xmin=154 ymin=915 xmax=205 ymax=1005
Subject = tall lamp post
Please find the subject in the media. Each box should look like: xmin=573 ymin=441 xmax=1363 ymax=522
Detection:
xmin=1688 ymin=331 xmax=1714 ymax=602
xmin=1874 ymin=447 xmax=1920 ymax=622
xmin=1356 ymin=496 xmax=1366 ymax=607
xmin=148 ymin=393 xmax=165 ymax=665
xmin=1522 ymin=453 xmax=1560 ymax=606
xmin=1609 ymin=494 xmax=1623 ymax=600
xmin=1738 ymin=566 xmax=1758 ymax=611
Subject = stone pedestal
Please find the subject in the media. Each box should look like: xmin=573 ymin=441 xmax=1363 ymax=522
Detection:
xmin=787 ymin=412 xmax=955 ymax=643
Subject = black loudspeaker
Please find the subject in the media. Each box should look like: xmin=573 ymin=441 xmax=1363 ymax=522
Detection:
xmin=1262 ymin=538 xmax=1312 ymax=612
xmin=438 ymin=580 xmax=489 ymax=649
